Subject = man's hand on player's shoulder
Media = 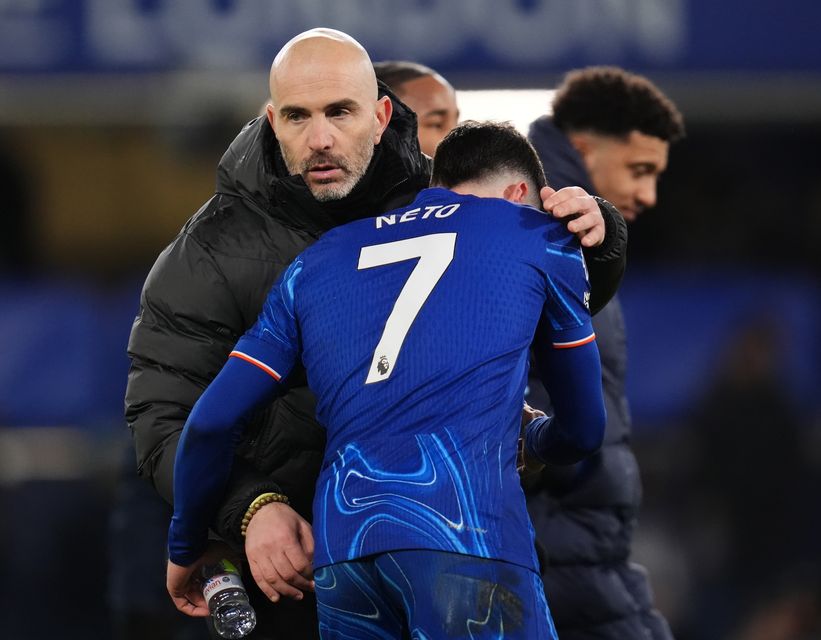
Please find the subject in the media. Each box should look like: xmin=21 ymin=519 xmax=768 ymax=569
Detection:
xmin=541 ymin=186 xmax=605 ymax=248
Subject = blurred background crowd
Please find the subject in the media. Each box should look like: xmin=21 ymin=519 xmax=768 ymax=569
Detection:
xmin=0 ymin=2 xmax=819 ymax=639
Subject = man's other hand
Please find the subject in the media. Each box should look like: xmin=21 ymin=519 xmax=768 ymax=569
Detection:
xmin=244 ymin=501 xmax=315 ymax=603
xmin=518 ymin=403 xmax=547 ymax=475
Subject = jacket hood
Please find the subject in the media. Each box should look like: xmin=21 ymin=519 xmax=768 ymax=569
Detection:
xmin=215 ymin=84 xmax=431 ymax=235
xmin=528 ymin=115 xmax=596 ymax=195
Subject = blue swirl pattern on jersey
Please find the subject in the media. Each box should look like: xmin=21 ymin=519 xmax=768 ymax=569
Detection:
xmin=235 ymin=188 xmax=596 ymax=572
xmin=318 ymin=430 xmax=491 ymax=566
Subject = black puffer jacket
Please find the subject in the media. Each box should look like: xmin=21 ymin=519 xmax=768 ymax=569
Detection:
xmin=526 ymin=115 xmax=673 ymax=640
xmin=125 ymin=90 xmax=430 ymax=548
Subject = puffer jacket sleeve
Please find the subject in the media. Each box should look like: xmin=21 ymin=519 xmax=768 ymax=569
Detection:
xmin=125 ymin=224 xmax=282 ymax=546
xmin=583 ymin=197 xmax=628 ymax=315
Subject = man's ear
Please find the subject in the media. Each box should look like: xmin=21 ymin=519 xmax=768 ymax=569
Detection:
xmin=266 ymin=103 xmax=276 ymax=133
xmin=373 ymin=96 xmax=393 ymax=144
xmin=502 ymin=181 xmax=528 ymax=204
xmin=567 ymin=132 xmax=595 ymax=158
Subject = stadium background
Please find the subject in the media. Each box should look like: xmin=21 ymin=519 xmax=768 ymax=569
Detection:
xmin=0 ymin=1 xmax=819 ymax=638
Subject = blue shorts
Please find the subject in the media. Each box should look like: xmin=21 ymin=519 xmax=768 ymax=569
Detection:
xmin=314 ymin=550 xmax=557 ymax=639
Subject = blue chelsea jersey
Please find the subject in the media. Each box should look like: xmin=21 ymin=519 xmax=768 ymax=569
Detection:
xmin=232 ymin=187 xmax=593 ymax=571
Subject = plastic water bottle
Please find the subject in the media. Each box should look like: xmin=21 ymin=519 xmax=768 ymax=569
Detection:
xmin=202 ymin=559 xmax=257 ymax=639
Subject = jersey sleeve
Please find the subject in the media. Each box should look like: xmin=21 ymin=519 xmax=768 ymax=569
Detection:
xmin=541 ymin=236 xmax=595 ymax=349
xmin=527 ymin=324 xmax=605 ymax=464
xmin=230 ymin=255 xmax=304 ymax=382
xmin=526 ymin=232 xmax=604 ymax=465
xmin=167 ymin=255 xmax=306 ymax=566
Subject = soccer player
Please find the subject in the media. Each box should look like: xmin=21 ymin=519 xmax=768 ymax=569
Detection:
xmin=166 ymin=121 xmax=606 ymax=638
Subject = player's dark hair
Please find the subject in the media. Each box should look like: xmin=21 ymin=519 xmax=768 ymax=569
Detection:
xmin=552 ymin=66 xmax=685 ymax=143
xmin=373 ymin=60 xmax=437 ymax=93
xmin=431 ymin=121 xmax=547 ymax=195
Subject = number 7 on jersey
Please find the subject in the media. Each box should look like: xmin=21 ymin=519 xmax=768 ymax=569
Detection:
xmin=357 ymin=233 xmax=457 ymax=384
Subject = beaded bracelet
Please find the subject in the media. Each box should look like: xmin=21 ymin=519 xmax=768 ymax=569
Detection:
xmin=240 ymin=491 xmax=290 ymax=537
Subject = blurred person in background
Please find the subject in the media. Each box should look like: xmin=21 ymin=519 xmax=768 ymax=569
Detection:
xmin=373 ymin=60 xmax=459 ymax=157
xmin=125 ymin=30 xmax=625 ymax=639
xmin=682 ymin=320 xmax=821 ymax=640
xmin=524 ymin=66 xmax=685 ymax=640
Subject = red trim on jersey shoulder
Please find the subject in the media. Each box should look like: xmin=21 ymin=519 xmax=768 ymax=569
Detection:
xmin=229 ymin=351 xmax=282 ymax=381
xmin=553 ymin=333 xmax=596 ymax=349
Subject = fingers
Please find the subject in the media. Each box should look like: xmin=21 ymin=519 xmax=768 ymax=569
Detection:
xmin=167 ymin=560 xmax=209 ymax=617
xmin=169 ymin=591 xmax=210 ymax=618
xmin=571 ymin=212 xmax=605 ymax=247
xmin=249 ymin=547 xmax=312 ymax=601
xmin=284 ymin=542 xmax=315 ymax=592
xmin=523 ymin=401 xmax=546 ymax=418
xmin=298 ymin=520 xmax=316 ymax=587
xmin=548 ymin=195 xmax=596 ymax=220
xmin=539 ymin=185 xmax=556 ymax=205
xmin=248 ymin=556 xmax=281 ymax=602
xmin=244 ymin=502 xmax=315 ymax=601
xmin=521 ymin=403 xmax=547 ymax=428
xmin=542 ymin=187 xmax=605 ymax=248
xmin=541 ymin=186 xmax=588 ymax=216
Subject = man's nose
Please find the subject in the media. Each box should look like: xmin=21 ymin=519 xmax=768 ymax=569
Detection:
xmin=637 ymin=179 xmax=657 ymax=209
xmin=306 ymin=117 xmax=333 ymax=151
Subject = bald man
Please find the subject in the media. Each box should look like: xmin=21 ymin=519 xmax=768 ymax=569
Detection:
xmin=126 ymin=28 xmax=625 ymax=639
xmin=266 ymin=30 xmax=392 ymax=202
xmin=127 ymin=28 xmax=429 ymax=639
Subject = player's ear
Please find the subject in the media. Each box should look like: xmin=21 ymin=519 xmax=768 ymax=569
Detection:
xmin=502 ymin=181 xmax=528 ymax=204
xmin=373 ymin=96 xmax=393 ymax=145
